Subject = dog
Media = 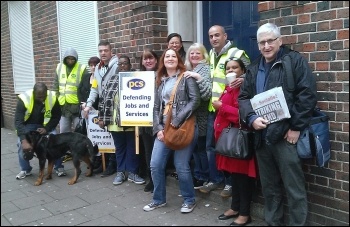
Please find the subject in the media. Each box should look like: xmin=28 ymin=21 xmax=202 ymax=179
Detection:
xmin=24 ymin=131 xmax=98 ymax=186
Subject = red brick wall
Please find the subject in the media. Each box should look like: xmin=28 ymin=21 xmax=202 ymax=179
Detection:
xmin=257 ymin=1 xmax=349 ymax=225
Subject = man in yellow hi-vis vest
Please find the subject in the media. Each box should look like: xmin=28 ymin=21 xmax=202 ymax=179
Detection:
xmin=14 ymin=82 xmax=63 ymax=179
xmin=199 ymin=25 xmax=250 ymax=196
xmin=53 ymin=47 xmax=89 ymax=135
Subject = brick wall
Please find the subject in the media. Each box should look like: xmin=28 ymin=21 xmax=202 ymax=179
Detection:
xmin=97 ymin=1 xmax=168 ymax=69
xmin=257 ymin=1 xmax=349 ymax=225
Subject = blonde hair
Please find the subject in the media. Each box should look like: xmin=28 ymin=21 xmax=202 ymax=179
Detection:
xmin=184 ymin=43 xmax=210 ymax=70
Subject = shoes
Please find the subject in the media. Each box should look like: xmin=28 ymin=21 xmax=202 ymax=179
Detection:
xmin=143 ymin=202 xmax=166 ymax=212
xmin=62 ymin=154 xmax=72 ymax=163
xmin=199 ymin=181 xmax=224 ymax=193
xmin=101 ymin=163 xmax=116 ymax=177
xmin=144 ymin=181 xmax=154 ymax=192
xmin=230 ymin=216 xmax=252 ymax=226
xmin=218 ymin=212 xmax=239 ymax=220
xmin=55 ymin=168 xmax=67 ymax=177
xmin=113 ymin=172 xmax=126 ymax=185
xmin=128 ymin=172 xmax=145 ymax=184
xmin=193 ymin=179 xmax=207 ymax=189
xmin=180 ymin=203 xmax=196 ymax=213
xmin=93 ymin=165 xmax=103 ymax=174
xmin=220 ymin=185 xmax=232 ymax=198
xmin=92 ymin=156 xmax=102 ymax=169
xmin=16 ymin=170 xmax=32 ymax=179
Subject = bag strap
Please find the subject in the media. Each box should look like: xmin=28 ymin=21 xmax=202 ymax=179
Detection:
xmin=163 ymin=73 xmax=184 ymax=115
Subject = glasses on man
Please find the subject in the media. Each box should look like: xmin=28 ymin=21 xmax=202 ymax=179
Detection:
xmin=257 ymin=37 xmax=279 ymax=46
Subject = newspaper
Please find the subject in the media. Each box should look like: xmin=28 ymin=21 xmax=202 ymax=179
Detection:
xmin=250 ymin=87 xmax=291 ymax=123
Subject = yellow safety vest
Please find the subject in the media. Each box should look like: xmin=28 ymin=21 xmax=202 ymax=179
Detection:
xmin=56 ymin=63 xmax=86 ymax=105
xmin=18 ymin=89 xmax=57 ymax=126
xmin=208 ymin=48 xmax=246 ymax=112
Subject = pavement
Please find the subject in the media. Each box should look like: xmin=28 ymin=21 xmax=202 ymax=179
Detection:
xmin=1 ymin=127 xmax=267 ymax=226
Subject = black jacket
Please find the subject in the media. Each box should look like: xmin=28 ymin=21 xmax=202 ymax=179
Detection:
xmin=238 ymin=45 xmax=317 ymax=146
xmin=153 ymin=76 xmax=200 ymax=136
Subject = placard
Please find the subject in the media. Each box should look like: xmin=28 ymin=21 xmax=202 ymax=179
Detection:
xmin=119 ymin=71 xmax=155 ymax=126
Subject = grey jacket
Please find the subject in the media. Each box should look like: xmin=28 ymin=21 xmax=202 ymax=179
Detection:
xmin=153 ymin=74 xmax=200 ymax=136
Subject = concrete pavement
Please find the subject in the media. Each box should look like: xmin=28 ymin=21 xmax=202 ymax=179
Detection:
xmin=1 ymin=128 xmax=266 ymax=226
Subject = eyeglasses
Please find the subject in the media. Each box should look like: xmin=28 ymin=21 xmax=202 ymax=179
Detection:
xmin=257 ymin=37 xmax=278 ymax=46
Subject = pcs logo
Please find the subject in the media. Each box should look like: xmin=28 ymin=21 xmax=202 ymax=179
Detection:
xmin=127 ymin=79 xmax=145 ymax=90
xmin=92 ymin=116 xmax=99 ymax=124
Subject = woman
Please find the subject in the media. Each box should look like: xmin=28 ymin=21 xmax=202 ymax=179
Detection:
xmin=184 ymin=43 xmax=211 ymax=189
xmin=143 ymin=48 xmax=200 ymax=213
xmin=138 ymin=49 xmax=159 ymax=192
xmin=167 ymin=33 xmax=186 ymax=62
xmin=213 ymin=58 xmax=257 ymax=226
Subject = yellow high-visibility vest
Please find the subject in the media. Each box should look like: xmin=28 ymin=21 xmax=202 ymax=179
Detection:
xmin=56 ymin=63 xmax=86 ymax=105
xmin=18 ymin=89 xmax=57 ymax=125
xmin=208 ymin=48 xmax=247 ymax=112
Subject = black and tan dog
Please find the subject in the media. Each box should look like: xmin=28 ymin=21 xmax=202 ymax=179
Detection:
xmin=24 ymin=131 xmax=98 ymax=186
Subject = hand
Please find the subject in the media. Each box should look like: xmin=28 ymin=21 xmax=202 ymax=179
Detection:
xmin=21 ymin=139 xmax=32 ymax=152
xmin=184 ymin=71 xmax=201 ymax=81
xmin=229 ymin=77 xmax=244 ymax=88
xmin=81 ymin=102 xmax=86 ymax=110
xmin=284 ymin=129 xmax=300 ymax=144
xmin=252 ymin=117 xmax=269 ymax=130
xmin=212 ymin=100 xmax=222 ymax=111
xmin=157 ymin=130 xmax=164 ymax=141
xmin=83 ymin=106 xmax=91 ymax=118
xmin=36 ymin=128 xmax=47 ymax=135
xmin=98 ymin=120 xmax=105 ymax=129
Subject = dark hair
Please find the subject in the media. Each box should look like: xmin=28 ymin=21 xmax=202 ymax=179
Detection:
xmin=156 ymin=48 xmax=186 ymax=87
xmin=98 ymin=40 xmax=112 ymax=50
xmin=88 ymin=56 xmax=100 ymax=66
xmin=119 ymin=55 xmax=131 ymax=64
xmin=225 ymin=57 xmax=247 ymax=74
xmin=139 ymin=49 xmax=159 ymax=71
xmin=33 ymin=82 xmax=47 ymax=93
xmin=167 ymin=33 xmax=186 ymax=59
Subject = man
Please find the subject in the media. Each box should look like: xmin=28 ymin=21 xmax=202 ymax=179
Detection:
xmin=200 ymin=25 xmax=250 ymax=195
xmin=15 ymin=82 xmax=63 ymax=179
xmin=82 ymin=40 xmax=119 ymax=177
xmin=238 ymin=23 xmax=317 ymax=225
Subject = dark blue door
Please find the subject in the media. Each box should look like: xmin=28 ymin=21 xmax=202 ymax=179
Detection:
xmin=203 ymin=1 xmax=260 ymax=61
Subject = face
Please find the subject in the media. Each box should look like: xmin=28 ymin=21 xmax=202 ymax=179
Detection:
xmin=225 ymin=60 xmax=244 ymax=77
xmin=89 ymin=64 xmax=97 ymax=74
xmin=34 ymin=90 xmax=47 ymax=103
xmin=257 ymin=32 xmax=282 ymax=63
xmin=164 ymin=49 xmax=178 ymax=71
xmin=98 ymin=45 xmax=112 ymax=63
xmin=189 ymin=49 xmax=204 ymax=67
xmin=142 ymin=54 xmax=157 ymax=71
xmin=168 ymin=37 xmax=182 ymax=52
xmin=118 ymin=58 xmax=131 ymax=72
xmin=65 ymin=56 xmax=76 ymax=68
xmin=208 ymin=26 xmax=227 ymax=51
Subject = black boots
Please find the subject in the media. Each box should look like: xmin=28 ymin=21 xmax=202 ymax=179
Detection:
xmin=92 ymin=155 xmax=103 ymax=174
xmin=101 ymin=154 xmax=117 ymax=177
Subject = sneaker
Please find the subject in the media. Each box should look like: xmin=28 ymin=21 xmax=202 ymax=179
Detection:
xmin=193 ymin=179 xmax=207 ymax=189
xmin=128 ymin=172 xmax=145 ymax=185
xmin=113 ymin=172 xmax=125 ymax=185
xmin=143 ymin=202 xmax=166 ymax=212
xmin=55 ymin=168 xmax=67 ymax=177
xmin=199 ymin=182 xmax=224 ymax=193
xmin=220 ymin=185 xmax=232 ymax=198
xmin=16 ymin=170 xmax=32 ymax=179
xmin=180 ymin=203 xmax=196 ymax=213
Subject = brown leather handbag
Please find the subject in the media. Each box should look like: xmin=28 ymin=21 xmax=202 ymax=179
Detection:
xmin=163 ymin=74 xmax=195 ymax=150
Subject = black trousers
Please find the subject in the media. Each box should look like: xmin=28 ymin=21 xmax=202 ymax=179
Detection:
xmin=230 ymin=173 xmax=255 ymax=216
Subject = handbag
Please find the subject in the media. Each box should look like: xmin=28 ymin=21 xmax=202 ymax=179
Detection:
xmin=297 ymin=108 xmax=330 ymax=167
xmin=74 ymin=112 xmax=87 ymax=135
xmin=215 ymin=120 xmax=254 ymax=160
xmin=163 ymin=73 xmax=195 ymax=150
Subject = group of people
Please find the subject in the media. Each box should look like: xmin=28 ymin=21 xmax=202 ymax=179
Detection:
xmin=15 ymin=22 xmax=317 ymax=226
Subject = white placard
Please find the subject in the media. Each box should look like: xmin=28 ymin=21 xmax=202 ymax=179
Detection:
xmin=86 ymin=109 xmax=115 ymax=152
xmin=250 ymin=87 xmax=291 ymax=123
xmin=119 ymin=71 xmax=155 ymax=126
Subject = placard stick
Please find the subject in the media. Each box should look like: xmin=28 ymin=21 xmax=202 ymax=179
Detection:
xmin=135 ymin=126 xmax=139 ymax=154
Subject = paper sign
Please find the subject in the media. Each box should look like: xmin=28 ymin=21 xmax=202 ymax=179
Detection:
xmin=119 ymin=71 xmax=155 ymax=126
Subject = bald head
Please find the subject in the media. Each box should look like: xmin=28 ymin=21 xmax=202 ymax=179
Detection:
xmin=208 ymin=25 xmax=227 ymax=53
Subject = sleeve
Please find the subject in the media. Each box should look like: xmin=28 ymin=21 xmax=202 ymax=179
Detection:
xmin=14 ymin=98 xmax=28 ymax=141
xmin=196 ymin=65 xmax=212 ymax=101
xmin=52 ymin=64 xmax=60 ymax=94
xmin=44 ymin=98 xmax=62 ymax=133
xmin=86 ymin=70 xmax=98 ymax=108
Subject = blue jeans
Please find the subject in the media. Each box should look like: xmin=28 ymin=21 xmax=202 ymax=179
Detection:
xmin=18 ymin=124 xmax=63 ymax=172
xmin=150 ymin=125 xmax=198 ymax=205
xmin=111 ymin=131 xmax=139 ymax=174
xmin=193 ymin=135 xmax=209 ymax=182
xmin=206 ymin=112 xmax=224 ymax=183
